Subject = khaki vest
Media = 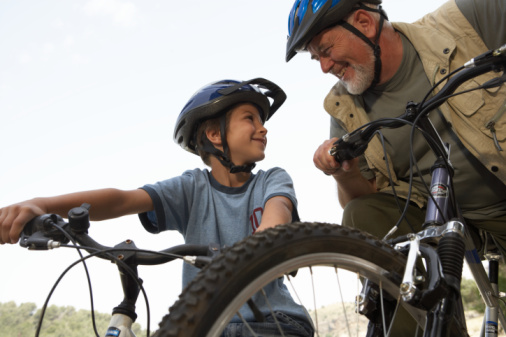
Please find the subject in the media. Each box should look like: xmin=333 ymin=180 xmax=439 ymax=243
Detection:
xmin=323 ymin=0 xmax=506 ymax=207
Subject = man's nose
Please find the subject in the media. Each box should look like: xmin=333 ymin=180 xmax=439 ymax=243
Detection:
xmin=320 ymin=57 xmax=334 ymax=74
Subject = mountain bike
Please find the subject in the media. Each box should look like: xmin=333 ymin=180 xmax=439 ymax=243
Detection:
xmin=18 ymin=203 xmax=219 ymax=337
xmin=155 ymin=45 xmax=506 ymax=337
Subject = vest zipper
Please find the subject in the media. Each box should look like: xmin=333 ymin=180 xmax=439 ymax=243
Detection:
xmin=485 ymin=99 xmax=506 ymax=151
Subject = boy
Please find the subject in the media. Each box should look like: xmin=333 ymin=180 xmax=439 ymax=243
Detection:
xmin=0 ymin=78 xmax=314 ymax=336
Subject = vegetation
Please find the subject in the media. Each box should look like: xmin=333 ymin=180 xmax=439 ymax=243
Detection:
xmin=2 ymin=265 xmax=505 ymax=336
xmin=0 ymin=301 xmax=146 ymax=337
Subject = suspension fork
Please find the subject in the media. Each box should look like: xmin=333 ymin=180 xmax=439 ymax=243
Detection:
xmin=480 ymin=252 xmax=502 ymax=337
xmin=411 ymin=148 xmax=467 ymax=336
xmin=421 ymin=146 xmax=503 ymax=336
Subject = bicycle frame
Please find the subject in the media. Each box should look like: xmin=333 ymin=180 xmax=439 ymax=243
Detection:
xmin=401 ymin=55 xmax=506 ymax=337
xmin=397 ymin=116 xmax=505 ymax=337
xmin=397 ymin=138 xmax=505 ymax=336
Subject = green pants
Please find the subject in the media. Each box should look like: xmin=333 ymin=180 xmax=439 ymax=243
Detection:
xmin=342 ymin=192 xmax=506 ymax=256
xmin=342 ymin=192 xmax=426 ymax=240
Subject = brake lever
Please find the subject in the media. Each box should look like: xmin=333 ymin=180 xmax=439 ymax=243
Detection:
xmin=20 ymin=231 xmax=63 ymax=250
xmin=19 ymin=214 xmax=70 ymax=250
xmin=329 ymin=131 xmax=370 ymax=164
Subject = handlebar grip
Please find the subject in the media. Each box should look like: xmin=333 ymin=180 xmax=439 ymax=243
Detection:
xmin=329 ymin=145 xmax=355 ymax=164
xmin=330 ymin=133 xmax=369 ymax=164
xmin=20 ymin=214 xmax=69 ymax=249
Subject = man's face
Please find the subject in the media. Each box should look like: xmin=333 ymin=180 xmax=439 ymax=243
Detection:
xmin=307 ymin=25 xmax=375 ymax=95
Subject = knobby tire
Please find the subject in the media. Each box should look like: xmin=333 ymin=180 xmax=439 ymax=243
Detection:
xmin=154 ymin=222 xmax=414 ymax=337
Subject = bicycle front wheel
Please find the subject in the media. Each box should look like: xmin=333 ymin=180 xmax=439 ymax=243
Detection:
xmin=155 ymin=222 xmax=422 ymax=337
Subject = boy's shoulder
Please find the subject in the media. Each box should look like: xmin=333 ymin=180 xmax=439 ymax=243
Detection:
xmin=180 ymin=168 xmax=213 ymax=186
xmin=257 ymin=166 xmax=289 ymax=176
xmin=144 ymin=168 xmax=210 ymax=190
xmin=181 ymin=167 xmax=210 ymax=177
xmin=149 ymin=168 xmax=211 ymax=188
xmin=253 ymin=167 xmax=293 ymax=182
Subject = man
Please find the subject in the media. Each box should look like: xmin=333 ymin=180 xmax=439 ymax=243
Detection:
xmin=286 ymin=1 xmax=505 ymax=335
xmin=286 ymin=0 xmax=506 ymax=251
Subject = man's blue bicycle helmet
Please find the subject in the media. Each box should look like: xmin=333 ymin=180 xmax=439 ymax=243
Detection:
xmin=174 ymin=78 xmax=286 ymax=173
xmin=286 ymin=0 xmax=387 ymax=89
xmin=286 ymin=0 xmax=383 ymax=61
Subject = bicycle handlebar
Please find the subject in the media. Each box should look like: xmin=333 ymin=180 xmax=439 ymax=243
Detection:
xmin=330 ymin=44 xmax=506 ymax=164
xmin=19 ymin=204 xmax=212 ymax=266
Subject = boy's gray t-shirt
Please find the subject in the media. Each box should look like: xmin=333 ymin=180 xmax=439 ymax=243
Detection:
xmin=138 ymin=167 xmax=307 ymax=321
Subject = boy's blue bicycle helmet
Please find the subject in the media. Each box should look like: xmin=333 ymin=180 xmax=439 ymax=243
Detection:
xmin=286 ymin=0 xmax=386 ymax=88
xmin=174 ymin=78 xmax=286 ymax=173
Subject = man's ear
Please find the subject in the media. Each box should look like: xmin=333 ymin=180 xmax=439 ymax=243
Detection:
xmin=205 ymin=128 xmax=222 ymax=146
xmin=352 ymin=9 xmax=377 ymax=39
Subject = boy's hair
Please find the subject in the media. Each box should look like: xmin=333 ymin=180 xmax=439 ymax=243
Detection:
xmin=195 ymin=106 xmax=236 ymax=166
xmin=195 ymin=116 xmax=222 ymax=166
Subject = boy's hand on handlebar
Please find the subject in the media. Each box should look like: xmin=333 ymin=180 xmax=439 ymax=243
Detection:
xmin=313 ymin=138 xmax=359 ymax=177
xmin=0 ymin=201 xmax=46 ymax=244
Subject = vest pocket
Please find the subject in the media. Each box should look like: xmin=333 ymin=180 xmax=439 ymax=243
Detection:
xmin=447 ymin=79 xmax=505 ymax=143
xmin=447 ymin=79 xmax=484 ymax=117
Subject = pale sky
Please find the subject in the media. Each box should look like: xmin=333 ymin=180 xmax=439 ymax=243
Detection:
xmin=0 ymin=0 xmax=448 ymax=332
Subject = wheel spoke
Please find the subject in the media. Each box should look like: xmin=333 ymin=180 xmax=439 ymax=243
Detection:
xmin=237 ymin=311 xmax=259 ymax=336
xmin=356 ymin=273 xmax=361 ymax=337
xmin=309 ymin=266 xmax=319 ymax=336
xmin=260 ymin=288 xmax=286 ymax=337
xmin=336 ymin=267 xmax=352 ymax=337
xmin=286 ymin=274 xmax=316 ymax=335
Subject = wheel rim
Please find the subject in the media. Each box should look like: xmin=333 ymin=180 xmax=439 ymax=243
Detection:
xmin=207 ymin=252 xmax=403 ymax=336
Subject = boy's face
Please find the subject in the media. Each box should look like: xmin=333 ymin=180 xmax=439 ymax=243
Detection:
xmin=226 ymin=103 xmax=267 ymax=166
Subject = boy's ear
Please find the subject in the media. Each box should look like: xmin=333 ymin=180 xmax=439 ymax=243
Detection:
xmin=205 ymin=128 xmax=222 ymax=146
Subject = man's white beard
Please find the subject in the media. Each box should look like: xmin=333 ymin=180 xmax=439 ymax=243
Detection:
xmin=341 ymin=38 xmax=376 ymax=95
xmin=341 ymin=57 xmax=375 ymax=95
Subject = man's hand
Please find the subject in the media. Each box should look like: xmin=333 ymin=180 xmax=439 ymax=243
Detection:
xmin=313 ymin=138 xmax=359 ymax=176
xmin=314 ymin=138 xmax=376 ymax=206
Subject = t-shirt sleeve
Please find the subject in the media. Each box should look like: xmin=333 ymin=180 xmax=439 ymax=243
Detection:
xmin=137 ymin=171 xmax=196 ymax=234
xmin=262 ymin=167 xmax=300 ymax=222
xmin=330 ymin=116 xmax=347 ymax=139
xmin=456 ymin=0 xmax=506 ymax=50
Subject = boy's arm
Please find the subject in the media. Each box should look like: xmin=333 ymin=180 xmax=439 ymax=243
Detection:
xmin=0 ymin=188 xmax=152 ymax=244
xmin=256 ymin=195 xmax=293 ymax=232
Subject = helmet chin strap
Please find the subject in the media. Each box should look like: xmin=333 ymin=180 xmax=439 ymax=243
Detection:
xmin=198 ymin=116 xmax=256 ymax=174
xmin=339 ymin=5 xmax=386 ymax=90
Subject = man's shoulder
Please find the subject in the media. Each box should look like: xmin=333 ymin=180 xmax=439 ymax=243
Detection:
xmin=324 ymin=82 xmax=353 ymax=105
xmin=323 ymin=82 xmax=365 ymax=120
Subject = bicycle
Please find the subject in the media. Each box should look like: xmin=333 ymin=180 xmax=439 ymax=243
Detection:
xmin=154 ymin=44 xmax=506 ymax=337
xmin=17 ymin=203 xmax=220 ymax=337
